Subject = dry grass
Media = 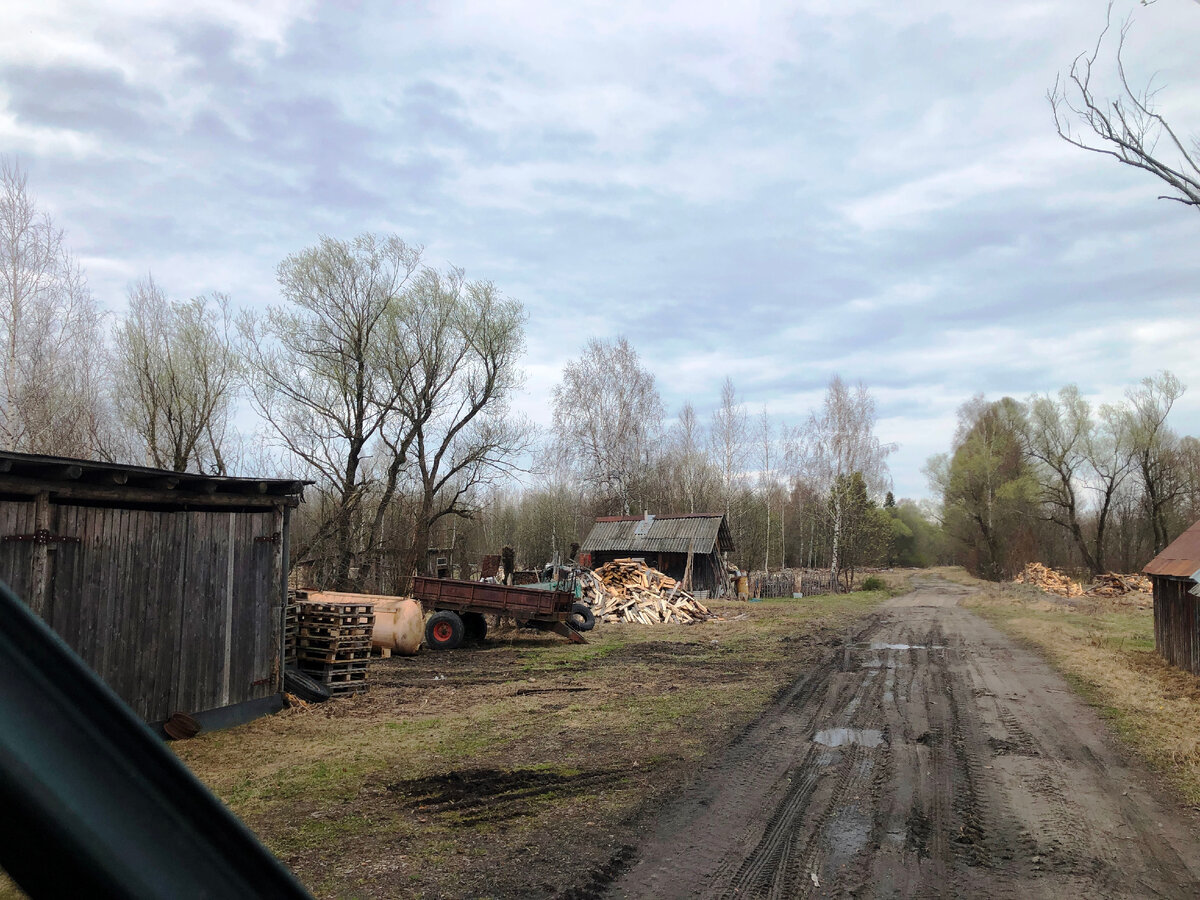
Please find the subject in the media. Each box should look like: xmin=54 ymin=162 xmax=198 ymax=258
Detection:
xmin=155 ymin=590 xmax=889 ymax=898
xmin=966 ymin=581 xmax=1200 ymax=805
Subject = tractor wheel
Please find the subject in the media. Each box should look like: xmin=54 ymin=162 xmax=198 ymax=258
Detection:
xmin=462 ymin=612 xmax=488 ymax=642
xmin=425 ymin=611 xmax=465 ymax=651
xmin=568 ymin=602 xmax=596 ymax=632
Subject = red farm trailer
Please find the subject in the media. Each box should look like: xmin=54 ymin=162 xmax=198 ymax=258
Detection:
xmin=409 ymin=575 xmax=593 ymax=650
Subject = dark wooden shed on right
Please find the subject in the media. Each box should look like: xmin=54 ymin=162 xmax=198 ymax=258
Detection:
xmin=1143 ymin=520 xmax=1200 ymax=676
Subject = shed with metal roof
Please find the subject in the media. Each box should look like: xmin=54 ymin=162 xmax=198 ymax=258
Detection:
xmin=579 ymin=513 xmax=733 ymax=597
xmin=0 ymin=450 xmax=306 ymax=727
xmin=1143 ymin=519 xmax=1200 ymax=675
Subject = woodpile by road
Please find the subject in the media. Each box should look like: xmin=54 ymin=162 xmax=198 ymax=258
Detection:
xmin=1086 ymin=572 xmax=1152 ymax=597
xmin=580 ymin=559 xmax=711 ymax=624
xmin=1014 ymin=562 xmax=1084 ymax=597
xmin=1014 ymin=563 xmax=1152 ymax=599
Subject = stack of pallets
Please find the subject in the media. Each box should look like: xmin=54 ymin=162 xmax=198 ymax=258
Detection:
xmin=297 ymin=600 xmax=374 ymax=696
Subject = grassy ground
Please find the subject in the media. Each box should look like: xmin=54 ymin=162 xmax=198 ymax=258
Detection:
xmin=0 ymin=585 xmax=896 ymax=900
xmin=953 ymin=568 xmax=1200 ymax=807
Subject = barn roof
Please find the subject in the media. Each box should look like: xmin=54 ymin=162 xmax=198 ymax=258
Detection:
xmin=0 ymin=450 xmax=307 ymax=509
xmin=1143 ymin=519 xmax=1200 ymax=578
xmin=580 ymin=513 xmax=733 ymax=555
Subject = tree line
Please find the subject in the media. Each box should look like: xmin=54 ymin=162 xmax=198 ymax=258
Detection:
xmin=927 ymin=372 xmax=1197 ymax=580
xmin=2 ymin=155 xmax=921 ymax=592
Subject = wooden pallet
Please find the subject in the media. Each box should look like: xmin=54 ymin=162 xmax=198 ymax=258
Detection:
xmin=301 ymin=601 xmax=374 ymax=616
xmin=298 ymin=652 xmax=369 ymax=667
xmin=298 ymin=634 xmax=370 ymax=650
xmin=296 ymin=628 xmax=367 ymax=643
xmin=328 ymin=681 xmax=370 ymax=697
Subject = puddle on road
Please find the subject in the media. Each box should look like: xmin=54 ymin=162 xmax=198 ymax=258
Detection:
xmin=812 ymin=728 xmax=886 ymax=748
xmin=855 ymin=642 xmax=946 ymax=651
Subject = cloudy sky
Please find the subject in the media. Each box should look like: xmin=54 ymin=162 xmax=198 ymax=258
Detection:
xmin=3 ymin=0 xmax=1199 ymax=498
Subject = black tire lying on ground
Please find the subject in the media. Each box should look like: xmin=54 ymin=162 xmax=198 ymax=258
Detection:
xmin=284 ymin=667 xmax=331 ymax=703
xmin=425 ymin=610 xmax=465 ymax=651
xmin=462 ymin=611 xmax=488 ymax=642
xmin=568 ymin=602 xmax=596 ymax=632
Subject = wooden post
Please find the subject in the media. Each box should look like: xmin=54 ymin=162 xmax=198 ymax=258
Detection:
xmin=30 ymin=491 xmax=51 ymax=617
xmin=221 ymin=513 xmax=235 ymax=706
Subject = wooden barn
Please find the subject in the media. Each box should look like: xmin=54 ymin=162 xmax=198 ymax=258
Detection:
xmin=0 ymin=451 xmax=305 ymax=727
xmin=1143 ymin=520 xmax=1200 ymax=676
xmin=579 ymin=513 xmax=733 ymax=597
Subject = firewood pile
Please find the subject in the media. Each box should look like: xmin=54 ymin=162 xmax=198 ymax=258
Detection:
xmin=1014 ymin=562 xmax=1084 ymax=598
xmin=580 ymin=559 xmax=711 ymax=624
xmin=1086 ymin=572 xmax=1152 ymax=597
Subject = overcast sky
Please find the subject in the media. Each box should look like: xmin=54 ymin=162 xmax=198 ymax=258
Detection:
xmin=3 ymin=0 xmax=1199 ymax=498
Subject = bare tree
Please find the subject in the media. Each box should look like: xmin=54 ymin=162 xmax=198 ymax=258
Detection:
xmin=758 ymin=408 xmax=774 ymax=571
xmin=373 ymin=267 xmax=532 ymax=586
xmin=709 ymin=376 xmax=748 ymax=521
xmin=240 ymin=233 xmax=422 ymax=588
xmin=667 ymin=401 xmax=712 ymax=514
xmin=0 ymin=156 xmax=108 ymax=456
xmin=1050 ymin=4 xmax=1200 ymax=209
xmin=550 ymin=336 xmax=663 ymax=514
xmin=112 ymin=275 xmax=240 ymax=473
xmin=1124 ymin=370 xmax=1186 ymax=553
xmin=804 ymin=376 xmax=896 ymax=590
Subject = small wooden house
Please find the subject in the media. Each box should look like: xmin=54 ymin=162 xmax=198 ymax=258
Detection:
xmin=579 ymin=513 xmax=733 ymax=597
xmin=1143 ymin=520 xmax=1200 ymax=676
xmin=0 ymin=451 xmax=305 ymax=726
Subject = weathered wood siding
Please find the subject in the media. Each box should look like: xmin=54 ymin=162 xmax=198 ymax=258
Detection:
xmin=1152 ymin=575 xmax=1200 ymax=676
xmin=0 ymin=498 xmax=284 ymax=722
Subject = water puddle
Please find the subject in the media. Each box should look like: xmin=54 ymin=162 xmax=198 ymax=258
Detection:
xmin=855 ymin=642 xmax=946 ymax=651
xmin=812 ymin=728 xmax=886 ymax=748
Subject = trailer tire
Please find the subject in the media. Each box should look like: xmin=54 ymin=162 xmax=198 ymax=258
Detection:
xmin=568 ymin=602 xmax=596 ymax=632
xmin=426 ymin=611 xmax=465 ymax=651
xmin=284 ymin=668 xmax=331 ymax=703
xmin=462 ymin=612 xmax=488 ymax=642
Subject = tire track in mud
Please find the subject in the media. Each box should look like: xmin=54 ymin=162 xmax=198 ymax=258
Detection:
xmin=604 ymin=578 xmax=1200 ymax=899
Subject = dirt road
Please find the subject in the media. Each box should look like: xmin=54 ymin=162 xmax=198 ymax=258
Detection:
xmin=606 ymin=577 xmax=1200 ymax=898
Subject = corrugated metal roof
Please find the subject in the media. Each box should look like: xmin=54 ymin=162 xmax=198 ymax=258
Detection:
xmin=580 ymin=513 xmax=733 ymax=555
xmin=1143 ymin=519 xmax=1200 ymax=577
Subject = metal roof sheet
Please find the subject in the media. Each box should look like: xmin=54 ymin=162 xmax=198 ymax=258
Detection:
xmin=1143 ymin=519 xmax=1200 ymax=577
xmin=580 ymin=513 xmax=733 ymax=555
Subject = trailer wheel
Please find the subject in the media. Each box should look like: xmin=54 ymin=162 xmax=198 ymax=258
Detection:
xmin=568 ymin=602 xmax=596 ymax=632
xmin=426 ymin=611 xmax=465 ymax=651
xmin=462 ymin=612 xmax=488 ymax=642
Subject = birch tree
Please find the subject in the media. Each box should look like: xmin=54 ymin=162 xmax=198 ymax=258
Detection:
xmin=550 ymin=336 xmax=663 ymax=514
xmin=803 ymin=376 xmax=895 ymax=590
xmin=709 ymin=377 xmax=748 ymax=521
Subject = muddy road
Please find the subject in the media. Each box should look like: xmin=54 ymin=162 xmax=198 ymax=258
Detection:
xmin=607 ymin=577 xmax=1200 ymax=899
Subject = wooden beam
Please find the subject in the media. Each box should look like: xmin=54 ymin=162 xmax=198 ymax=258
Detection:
xmin=0 ymin=477 xmax=298 ymax=509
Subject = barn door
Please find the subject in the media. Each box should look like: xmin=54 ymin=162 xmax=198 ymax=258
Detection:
xmin=172 ymin=510 xmax=281 ymax=716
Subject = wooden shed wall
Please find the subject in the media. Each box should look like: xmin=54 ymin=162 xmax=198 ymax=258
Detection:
xmin=0 ymin=496 xmax=284 ymax=722
xmin=1152 ymin=575 xmax=1200 ymax=676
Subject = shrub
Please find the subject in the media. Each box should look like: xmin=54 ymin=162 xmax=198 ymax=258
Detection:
xmin=860 ymin=575 xmax=887 ymax=592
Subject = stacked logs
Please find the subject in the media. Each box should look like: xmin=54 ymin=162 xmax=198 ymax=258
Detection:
xmin=580 ymin=559 xmax=710 ymax=624
xmin=1086 ymin=572 xmax=1152 ymax=597
xmin=1014 ymin=562 xmax=1084 ymax=598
